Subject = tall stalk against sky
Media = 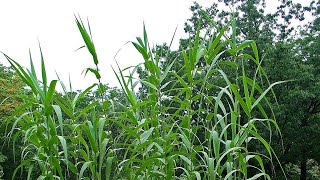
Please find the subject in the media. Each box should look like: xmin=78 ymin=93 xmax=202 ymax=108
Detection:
xmin=107 ymin=17 xmax=284 ymax=179
xmin=3 ymin=15 xmax=285 ymax=179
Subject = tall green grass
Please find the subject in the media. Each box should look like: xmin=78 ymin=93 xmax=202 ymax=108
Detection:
xmin=3 ymin=16 xmax=285 ymax=179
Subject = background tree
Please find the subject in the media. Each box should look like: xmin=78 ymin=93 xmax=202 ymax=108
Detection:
xmin=261 ymin=2 xmax=320 ymax=179
xmin=0 ymin=63 xmax=26 ymax=179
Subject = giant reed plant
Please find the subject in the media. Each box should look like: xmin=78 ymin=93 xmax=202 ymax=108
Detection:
xmin=3 ymin=16 xmax=286 ymax=179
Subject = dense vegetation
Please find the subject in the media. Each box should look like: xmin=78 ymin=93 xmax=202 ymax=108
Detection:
xmin=0 ymin=0 xmax=319 ymax=179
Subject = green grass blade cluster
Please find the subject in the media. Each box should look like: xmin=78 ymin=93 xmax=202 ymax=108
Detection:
xmin=3 ymin=16 xmax=284 ymax=179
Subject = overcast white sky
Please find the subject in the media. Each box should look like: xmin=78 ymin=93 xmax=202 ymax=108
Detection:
xmin=0 ymin=0 xmax=311 ymax=91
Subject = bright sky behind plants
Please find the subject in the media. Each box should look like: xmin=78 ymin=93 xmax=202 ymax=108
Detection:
xmin=0 ymin=0 xmax=311 ymax=90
